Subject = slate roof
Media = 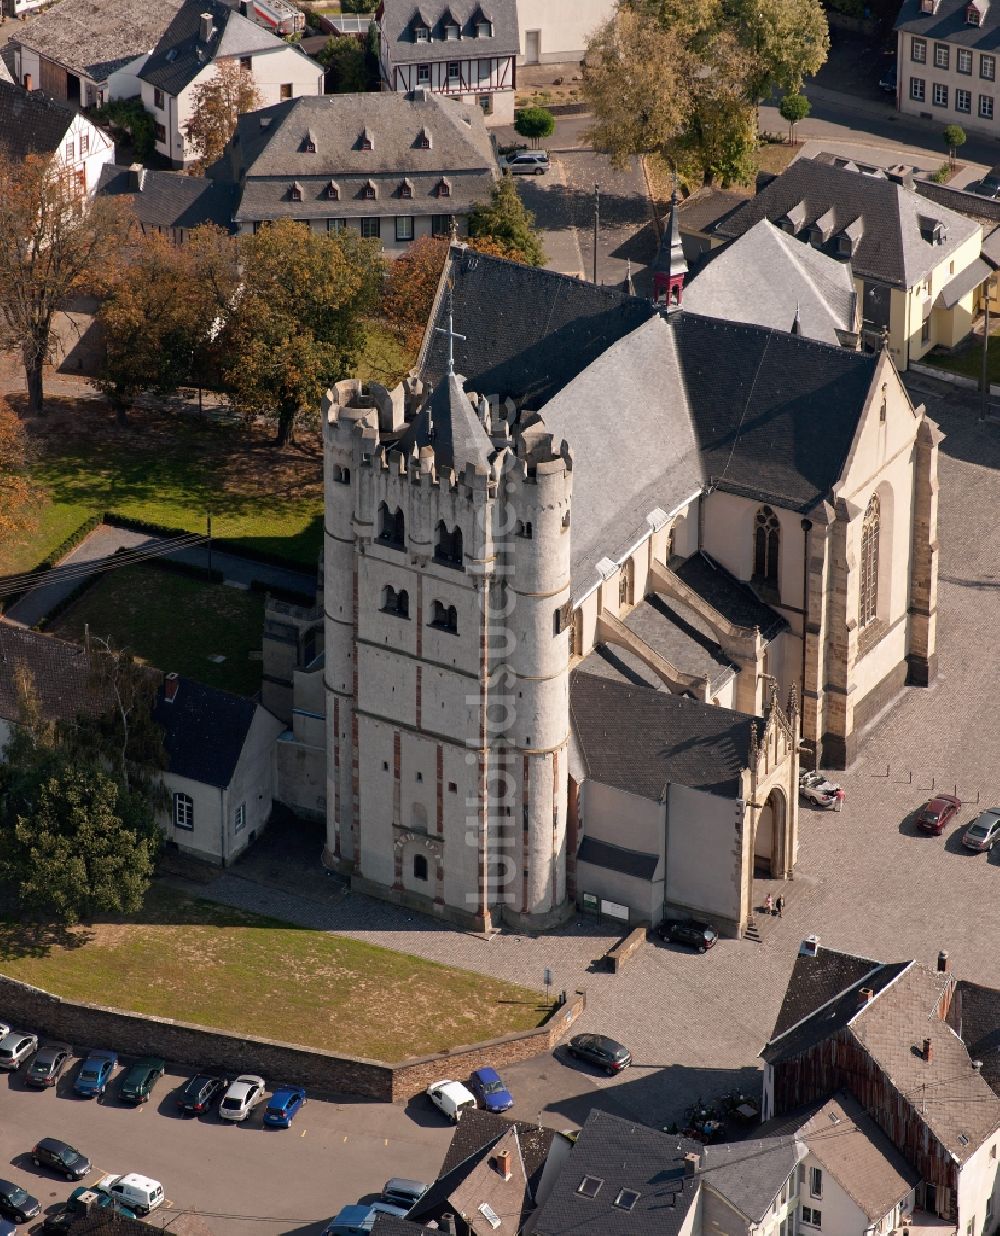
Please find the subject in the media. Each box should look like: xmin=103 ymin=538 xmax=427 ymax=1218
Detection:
xmin=576 ymin=836 xmax=659 ymax=881
xmin=702 ymin=1134 xmax=800 ymax=1222
xmin=715 ymin=156 xmax=980 ymax=289
xmin=0 ymin=82 xmax=79 ymax=163
xmin=0 ymin=54 xmax=15 ymax=86
xmin=393 ymin=370 xmax=495 ymax=474
xmin=379 ymin=0 xmax=519 ymax=65
xmin=684 ymin=219 xmax=857 ymax=346
xmin=770 ymin=946 xmax=886 ymax=1038
xmin=97 ymin=164 xmax=238 ymax=231
xmin=950 ymin=979 xmax=1000 ymax=1099
xmin=576 ymin=644 xmax=671 ymax=692
xmin=139 ymin=0 xmax=317 ymax=95
xmin=677 ymin=187 xmax=749 ymax=235
xmin=448 ymin=1125 xmax=534 ymax=1235
xmin=218 ymin=91 xmax=496 ymax=224
xmin=151 ymin=676 xmax=258 ymax=788
xmin=0 ymin=624 xmax=108 ymax=726
xmin=895 ymin=0 xmax=1000 ymax=48
xmin=798 ymin=1093 xmax=919 ymax=1222
xmin=620 ymin=592 xmax=736 ymax=691
xmin=675 ymin=553 xmax=787 ymax=639
xmin=531 ymin=1110 xmax=701 ymax=1236
xmin=12 ymin=0 xmax=186 ymax=85
xmin=570 ymin=672 xmax=758 ymax=801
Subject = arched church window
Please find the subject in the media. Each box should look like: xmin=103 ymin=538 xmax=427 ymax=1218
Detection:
xmin=413 ymin=852 xmax=428 ymax=881
xmin=434 ymin=521 xmax=463 ymax=567
xmin=753 ymin=506 xmax=780 ymax=588
xmin=859 ymin=493 xmax=880 ymax=629
xmin=378 ymin=503 xmax=405 ymax=548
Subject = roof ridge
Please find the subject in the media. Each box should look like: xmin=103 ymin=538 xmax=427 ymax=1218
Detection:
xmin=847 ymin=958 xmax=918 ymax=1030
xmin=764 ymin=957 xmax=895 ymax=1051
xmin=769 ymin=223 xmax=851 ymax=331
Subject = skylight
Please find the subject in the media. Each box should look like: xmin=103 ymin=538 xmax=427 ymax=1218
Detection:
xmin=614 ymin=1188 xmax=641 ymax=1211
xmin=478 ymin=1202 xmax=501 ymax=1229
xmin=577 ymin=1176 xmax=603 ymax=1198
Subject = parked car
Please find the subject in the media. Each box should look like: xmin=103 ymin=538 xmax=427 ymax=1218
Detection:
xmin=26 ymin=1043 xmax=72 ymax=1089
xmin=501 ymin=150 xmax=549 ymax=175
xmin=322 ymin=1203 xmax=407 ymax=1236
xmin=96 ymin=1174 xmax=163 ymax=1216
xmin=262 ymin=1085 xmax=306 ymax=1128
xmin=175 ymin=1074 xmax=228 ymax=1116
xmin=426 ymin=1079 xmax=476 ymax=1122
xmin=878 ymin=57 xmax=897 ymax=93
xmin=962 ymin=808 xmax=1000 ymax=851
xmin=469 ymin=1066 xmax=513 ymax=1113
xmin=65 ymin=1184 xmax=134 ymax=1216
xmin=31 ymin=1138 xmax=91 ymax=1180
xmin=915 ymin=794 xmax=961 ymax=835
xmin=118 ymin=1057 xmax=165 ymax=1105
xmin=799 ymin=769 xmax=841 ymax=808
xmin=566 ymin=1033 xmax=631 ymax=1074
xmin=380 ymin=1180 xmax=429 ymax=1211
xmin=971 ymin=166 xmax=1000 ymax=198
xmin=74 ymin=1051 xmax=117 ymax=1099
xmin=657 ymin=917 xmax=718 ymax=952
xmin=0 ymin=1223 xmax=14 ymax=1236
xmin=0 ymin=1031 xmax=38 ymax=1070
xmin=219 ymin=1075 xmax=265 ymax=1122
xmin=0 ymin=1181 xmax=41 ymax=1224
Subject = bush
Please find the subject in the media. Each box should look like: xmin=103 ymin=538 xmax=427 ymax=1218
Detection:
xmin=929 ymin=162 xmax=952 ymax=183
xmin=91 ymin=98 xmax=156 ymax=161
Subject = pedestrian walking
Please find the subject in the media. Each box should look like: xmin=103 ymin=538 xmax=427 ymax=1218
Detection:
xmin=776 ymin=894 xmax=785 ymax=919
xmin=834 ymin=787 xmax=845 ymax=813
xmin=765 ymin=892 xmax=774 ymax=916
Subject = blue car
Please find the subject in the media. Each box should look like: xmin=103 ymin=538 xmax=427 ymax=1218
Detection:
xmin=469 ymin=1066 xmax=514 ymax=1113
xmin=322 ymin=1204 xmax=406 ymax=1236
xmin=74 ymin=1050 xmax=118 ymax=1098
xmin=262 ymin=1084 xmax=306 ymax=1128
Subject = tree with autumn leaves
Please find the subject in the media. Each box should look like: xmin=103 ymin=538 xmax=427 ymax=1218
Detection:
xmin=0 ymin=396 xmax=37 ymax=542
xmin=183 ymin=60 xmax=263 ymax=172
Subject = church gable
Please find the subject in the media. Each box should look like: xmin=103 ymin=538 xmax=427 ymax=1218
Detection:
xmin=834 ymin=350 xmax=921 ymax=507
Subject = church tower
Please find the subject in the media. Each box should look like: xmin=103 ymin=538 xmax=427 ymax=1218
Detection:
xmin=652 ymin=186 xmax=688 ymax=307
xmin=321 ymin=304 xmax=573 ymax=931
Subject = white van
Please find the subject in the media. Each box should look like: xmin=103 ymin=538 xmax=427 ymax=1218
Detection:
xmin=426 ymin=1080 xmax=476 ymax=1122
xmin=98 ymin=1173 xmax=164 ymax=1215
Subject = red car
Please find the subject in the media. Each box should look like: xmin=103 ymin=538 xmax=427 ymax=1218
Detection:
xmin=915 ymin=794 xmax=961 ymax=835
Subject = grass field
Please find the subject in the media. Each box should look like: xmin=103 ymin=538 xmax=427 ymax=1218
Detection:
xmin=0 ymin=888 xmax=550 ymax=1062
xmin=48 ymin=565 xmax=265 ymax=696
xmin=922 ymin=334 xmax=999 ymax=385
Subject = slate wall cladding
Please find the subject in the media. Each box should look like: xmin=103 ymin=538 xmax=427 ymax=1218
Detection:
xmin=0 ymin=973 xmax=584 ymax=1103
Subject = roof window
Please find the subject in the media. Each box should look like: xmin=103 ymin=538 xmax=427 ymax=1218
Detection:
xmin=289 ymin=180 xmax=303 ymax=201
xmin=326 ymin=180 xmax=339 ymax=199
xmin=967 ymin=1 xmax=984 ymax=23
xmin=302 ymin=129 xmax=317 ymax=153
xmin=614 ymin=1189 xmax=641 ymax=1211
xmin=437 ymin=177 xmax=451 ymax=197
xmin=399 ymin=177 xmax=413 ymax=198
xmin=808 ymin=206 xmax=836 ymax=247
xmin=417 ymin=127 xmax=432 ymax=149
xmin=359 ymin=128 xmax=373 ymax=151
xmin=920 ymin=0 xmax=938 ymax=11
xmin=363 ymin=179 xmax=377 ymax=200
xmin=577 ymin=1176 xmax=603 ymax=1198
xmin=478 ymin=1203 xmax=501 ymax=1230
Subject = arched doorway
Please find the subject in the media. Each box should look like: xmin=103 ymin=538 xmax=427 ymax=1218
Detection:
xmin=754 ymin=788 xmax=786 ymax=877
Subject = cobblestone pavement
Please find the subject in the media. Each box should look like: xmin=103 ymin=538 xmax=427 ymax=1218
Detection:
xmin=171 ymin=374 xmax=999 ymax=1133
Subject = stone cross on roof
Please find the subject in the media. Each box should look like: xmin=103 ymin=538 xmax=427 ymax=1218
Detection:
xmin=435 ymin=284 xmax=467 ymax=377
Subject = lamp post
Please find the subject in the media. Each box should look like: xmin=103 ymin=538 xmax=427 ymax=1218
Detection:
xmin=593 ymin=182 xmax=600 ymax=284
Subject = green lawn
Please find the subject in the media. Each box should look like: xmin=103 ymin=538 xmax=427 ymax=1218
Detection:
xmin=49 ymin=565 xmax=266 ymax=696
xmin=0 ymin=888 xmax=550 ymax=1062
xmin=922 ymin=334 xmax=999 ymax=385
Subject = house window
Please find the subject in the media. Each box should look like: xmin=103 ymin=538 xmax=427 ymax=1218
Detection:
xmin=958 ymin=47 xmax=973 ymax=73
xmin=859 ymin=492 xmax=880 ymax=628
xmin=240 ymin=55 xmax=252 ymax=71
xmin=417 ymin=63 xmax=430 ymax=84
xmin=64 ymin=138 xmax=75 ymax=161
xmin=432 ymin=214 xmax=452 ymax=236
xmin=445 ymin=21 xmax=459 ymax=38
xmin=280 ymin=82 xmax=293 ymax=98
xmin=80 ymin=133 xmax=89 ymax=156
xmin=477 ymin=19 xmax=492 ymax=35
xmin=399 ymin=179 xmax=413 ymax=198
xmin=437 ymin=178 xmax=451 ymax=197
xmin=957 ymin=87 xmax=972 ymax=111
xmin=753 ymin=505 xmax=780 ymax=588
xmin=327 ymin=218 xmax=347 ymax=232
xmin=234 ymin=803 xmax=246 ymax=833
xmin=982 ymin=53 xmax=996 ymax=79
xmin=478 ymin=93 xmax=492 ymax=114
xmin=435 ymin=521 xmax=463 ymax=566
xmin=327 ymin=181 xmax=340 ymax=199
xmin=173 ymin=793 xmax=194 ymax=830
xmin=361 ymin=217 xmax=381 ymax=239
xmin=933 ymin=42 xmax=949 ymax=69
xmin=431 ymin=600 xmax=458 ymax=633
xmin=912 ymin=36 xmax=927 ymax=61
xmin=363 ymin=180 xmax=377 ymax=199
xmin=415 ymin=23 xmax=428 ymax=41
xmin=413 ymin=853 xmax=428 ymax=880
xmin=153 ymin=87 xmax=164 ymax=109
xmin=921 ymin=316 xmax=931 ymax=343
xmin=911 ymin=77 xmax=926 ymax=100
xmin=933 ymin=82 xmax=949 ymax=106
xmin=289 ymin=181 xmax=303 ymax=201
xmin=968 ymin=3 xmax=982 ymax=22
xmin=378 ymin=501 xmax=405 ymax=546
xmin=802 ymin=1207 xmax=822 ymax=1228
xmin=417 ymin=126 xmax=431 ymax=147
xmin=447 ymin=60 xmax=460 ymax=82
xmin=360 ymin=130 xmax=373 ymax=150
xmin=809 ymin=1168 xmax=822 ymax=1199
xmin=981 ymin=93 xmax=994 ymax=117
xmin=381 ymin=586 xmax=410 ymax=618
xmin=395 ymin=216 xmax=414 ymax=241
xmin=154 ymin=123 xmax=167 ymax=144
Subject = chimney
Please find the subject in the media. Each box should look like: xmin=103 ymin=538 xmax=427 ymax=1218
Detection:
xmin=858 ymin=986 xmax=874 ymax=1007
xmin=200 ymin=12 xmax=214 ymax=42
xmin=683 ymin=1151 xmax=699 ymax=1177
xmin=164 ymin=672 xmax=180 ymax=703
xmin=494 ymin=1149 xmax=512 ymax=1181
xmin=973 ymin=1059 xmax=983 ymax=1071
xmin=800 ymin=935 xmax=821 ymax=958
xmin=937 ymin=950 xmax=950 ymax=973
xmin=128 ymin=163 xmax=146 ymax=192
xmin=923 ymin=1037 xmax=933 ymax=1062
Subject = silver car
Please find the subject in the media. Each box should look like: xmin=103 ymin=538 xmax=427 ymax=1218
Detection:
xmin=0 ymin=1031 xmax=38 ymax=1070
xmin=962 ymin=809 xmax=1000 ymax=852
xmin=502 ymin=151 xmax=549 ymax=175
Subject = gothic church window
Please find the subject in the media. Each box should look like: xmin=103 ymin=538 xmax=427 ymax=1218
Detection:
xmin=435 ymin=521 xmax=463 ymax=566
xmin=382 ymin=586 xmax=409 ymax=618
xmin=859 ymin=493 xmax=880 ymax=628
xmin=753 ymin=506 xmax=780 ymax=588
xmin=431 ymin=600 xmax=458 ymax=633
xmin=378 ymin=502 xmax=405 ymax=548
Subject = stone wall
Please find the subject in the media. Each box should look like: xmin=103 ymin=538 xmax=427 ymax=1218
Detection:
xmin=0 ymin=973 xmax=584 ymax=1104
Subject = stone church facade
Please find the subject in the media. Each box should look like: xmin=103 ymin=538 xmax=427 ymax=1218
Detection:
xmin=264 ymin=243 xmax=940 ymax=935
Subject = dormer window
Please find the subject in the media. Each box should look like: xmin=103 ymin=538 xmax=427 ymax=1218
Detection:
xmin=359 ymin=128 xmax=373 ymax=151
xmin=399 ymin=177 xmax=413 ymax=199
xmin=417 ymin=127 xmax=432 ymax=149
xmin=414 ymin=22 xmax=429 ymax=40
xmin=968 ymin=2 xmax=983 ymax=22
xmin=302 ymin=129 xmax=317 ymax=153
xmin=363 ymin=179 xmax=377 ymax=200
xmin=289 ymin=180 xmax=303 ymax=201
xmin=326 ymin=180 xmax=339 ymax=200
xmin=437 ymin=177 xmax=451 ymax=197
xmin=477 ymin=19 xmax=492 ymax=35
xmin=445 ymin=21 xmax=460 ymax=39
xmin=920 ymin=0 xmax=937 ymax=11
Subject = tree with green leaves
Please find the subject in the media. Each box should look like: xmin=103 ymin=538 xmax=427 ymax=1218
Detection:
xmin=779 ymin=92 xmax=811 ymax=143
xmin=468 ymin=177 xmax=545 ymax=266
xmin=319 ymin=36 xmax=369 ymax=91
xmin=515 ymin=106 xmax=555 ymax=148
xmin=943 ymin=123 xmax=967 ymax=166
xmin=220 ymin=219 xmax=384 ymax=445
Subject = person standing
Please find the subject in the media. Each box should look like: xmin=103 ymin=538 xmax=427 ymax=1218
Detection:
xmin=834 ymin=787 xmax=845 ymax=812
xmin=776 ymin=894 xmax=785 ymax=918
xmin=765 ymin=892 xmax=774 ymax=916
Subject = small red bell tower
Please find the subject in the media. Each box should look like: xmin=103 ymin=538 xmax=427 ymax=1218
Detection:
xmin=652 ymin=185 xmax=688 ymax=309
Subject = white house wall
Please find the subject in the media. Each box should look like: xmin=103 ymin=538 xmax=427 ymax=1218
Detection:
xmin=576 ymin=780 xmax=665 ymax=923
xmin=224 ymin=705 xmax=284 ymax=858
xmin=798 ymin=1152 xmax=872 ymax=1234
xmin=956 ymin=1135 xmax=1000 ymax=1236
xmin=62 ymin=112 xmax=115 ymax=194
xmin=160 ymin=771 xmax=226 ymax=861
xmin=516 ymin=0 xmax=614 ymax=62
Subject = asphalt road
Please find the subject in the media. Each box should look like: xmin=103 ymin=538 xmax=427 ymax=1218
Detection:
xmin=0 ymin=1063 xmax=453 ymax=1236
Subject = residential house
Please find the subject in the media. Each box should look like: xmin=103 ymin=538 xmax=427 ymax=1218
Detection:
xmin=2 ymin=0 xmax=47 ymax=20
xmin=515 ymin=0 xmax=614 ymax=64
xmin=268 ymin=243 xmax=939 ymax=934
xmin=211 ymin=90 xmax=498 ymax=250
xmin=683 ymin=218 xmax=860 ymax=348
xmin=713 ymin=154 xmax=984 ymax=369
xmin=895 ymin=0 xmax=1000 ymax=140
xmin=152 ymin=672 xmax=284 ymax=864
xmin=7 ymin=0 xmax=187 ymax=106
xmin=138 ymin=0 xmax=324 ymax=167
xmin=676 ymin=186 xmax=750 ymax=265
xmin=377 ymin=0 xmax=519 ymax=126
xmin=761 ymin=940 xmax=1000 ymax=1230
xmin=0 ymin=81 xmax=115 ymax=197
xmin=97 ymin=163 xmax=239 ymax=240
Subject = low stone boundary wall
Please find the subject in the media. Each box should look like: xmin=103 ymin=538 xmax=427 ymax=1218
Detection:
xmin=605 ymin=928 xmax=647 ymax=974
xmin=0 ymin=973 xmax=585 ymax=1104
